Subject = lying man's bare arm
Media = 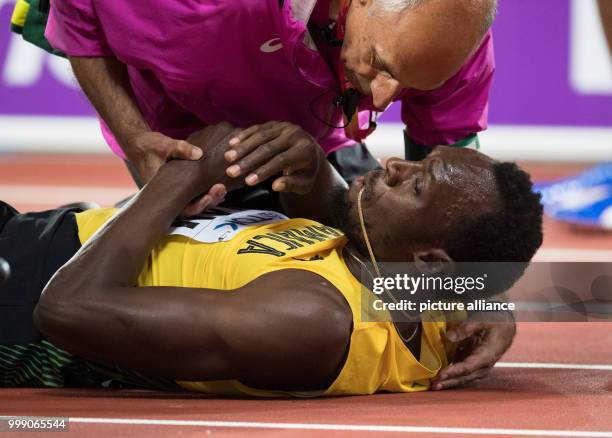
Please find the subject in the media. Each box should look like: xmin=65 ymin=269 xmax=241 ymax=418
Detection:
xmin=34 ymin=124 xmax=351 ymax=390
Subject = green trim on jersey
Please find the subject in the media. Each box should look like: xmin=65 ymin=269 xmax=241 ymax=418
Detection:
xmin=404 ymin=131 xmax=480 ymax=161
xmin=9 ymin=0 xmax=66 ymax=57
xmin=0 ymin=341 xmax=72 ymax=387
xmin=450 ymin=133 xmax=480 ymax=149
xmin=0 ymin=340 xmax=178 ymax=390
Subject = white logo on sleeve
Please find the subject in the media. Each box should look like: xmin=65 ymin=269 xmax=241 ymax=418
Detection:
xmin=169 ymin=207 xmax=288 ymax=243
xmin=260 ymin=37 xmax=283 ymax=53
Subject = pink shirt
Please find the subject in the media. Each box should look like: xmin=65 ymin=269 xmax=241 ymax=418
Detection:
xmin=46 ymin=0 xmax=494 ymax=158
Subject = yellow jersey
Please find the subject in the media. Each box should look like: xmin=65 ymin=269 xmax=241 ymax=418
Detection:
xmin=75 ymin=207 xmax=460 ymax=397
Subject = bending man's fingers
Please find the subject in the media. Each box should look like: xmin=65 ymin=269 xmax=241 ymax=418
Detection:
xmin=227 ymin=123 xmax=265 ymax=146
xmin=226 ymin=138 xmax=290 ymax=179
xmin=167 ymin=139 xmax=204 ymax=161
xmin=225 ymin=123 xmax=283 ymax=162
xmin=245 ymin=147 xmax=311 ymax=186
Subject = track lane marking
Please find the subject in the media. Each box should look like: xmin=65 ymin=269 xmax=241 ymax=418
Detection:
xmin=496 ymin=362 xmax=612 ymax=371
xmin=0 ymin=417 xmax=608 ymax=437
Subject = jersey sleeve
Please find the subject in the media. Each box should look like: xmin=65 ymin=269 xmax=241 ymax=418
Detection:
xmin=400 ymin=31 xmax=495 ymax=148
xmin=45 ymin=0 xmax=113 ymax=56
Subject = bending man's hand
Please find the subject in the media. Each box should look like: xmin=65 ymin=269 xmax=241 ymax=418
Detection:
xmin=431 ymin=311 xmax=516 ymax=390
xmin=122 ymin=131 xmax=219 ymax=216
xmin=224 ymin=121 xmax=324 ymax=194
xmin=127 ymin=125 xmax=240 ymax=217
xmin=124 ymin=131 xmax=204 ymax=185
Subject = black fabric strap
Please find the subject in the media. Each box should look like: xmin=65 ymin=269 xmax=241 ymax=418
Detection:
xmin=38 ymin=0 xmax=50 ymax=13
xmin=0 ymin=201 xmax=19 ymax=234
xmin=0 ymin=206 xmax=81 ymax=344
xmin=404 ymin=130 xmax=432 ymax=162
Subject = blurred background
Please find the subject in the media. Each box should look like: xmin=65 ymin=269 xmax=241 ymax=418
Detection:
xmin=1 ymin=0 xmax=610 ymax=158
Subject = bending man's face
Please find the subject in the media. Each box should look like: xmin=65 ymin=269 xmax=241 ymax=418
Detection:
xmin=341 ymin=0 xmax=487 ymax=109
xmin=337 ymin=147 xmax=499 ymax=260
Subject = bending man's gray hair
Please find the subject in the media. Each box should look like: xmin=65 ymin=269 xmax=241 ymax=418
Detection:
xmin=370 ymin=0 xmax=423 ymax=15
xmin=370 ymin=0 xmax=498 ymax=34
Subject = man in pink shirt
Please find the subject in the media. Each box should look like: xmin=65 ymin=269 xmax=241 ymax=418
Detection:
xmin=46 ymin=0 xmax=494 ymax=183
xmin=45 ymin=0 xmax=505 ymax=390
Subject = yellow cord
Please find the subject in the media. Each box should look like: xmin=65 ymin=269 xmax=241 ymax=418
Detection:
xmin=357 ymin=187 xmax=382 ymax=278
xmin=356 ymin=187 xmax=421 ymax=335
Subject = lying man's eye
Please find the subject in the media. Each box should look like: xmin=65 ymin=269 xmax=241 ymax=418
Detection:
xmin=414 ymin=177 xmax=422 ymax=195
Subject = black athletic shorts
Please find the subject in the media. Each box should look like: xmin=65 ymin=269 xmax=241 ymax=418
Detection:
xmin=0 ymin=202 xmax=178 ymax=389
xmin=0 ymin=201 xmax=81 ymax=344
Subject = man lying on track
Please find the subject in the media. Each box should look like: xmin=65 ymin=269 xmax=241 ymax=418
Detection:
xmin=0 ymin=123 xmax=542 ymax=396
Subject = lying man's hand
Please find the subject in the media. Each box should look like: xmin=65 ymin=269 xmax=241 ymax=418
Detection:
xmin=180 ymin=123 xmax=243 ymax=215
xmin=431 ymin=310 xmax=516 ymax=390
xmin=224 ymin=121 xmax=324 ymax=194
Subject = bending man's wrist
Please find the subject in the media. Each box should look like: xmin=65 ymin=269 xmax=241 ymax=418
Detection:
xmin=117 ymin=128 xmax=152 ymax=157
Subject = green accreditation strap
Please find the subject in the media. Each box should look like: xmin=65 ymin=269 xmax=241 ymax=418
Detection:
xmin=10 ymin=0 xmax=66 ymax=57
xmin=404 ymin=130 xmax=480 ymax=161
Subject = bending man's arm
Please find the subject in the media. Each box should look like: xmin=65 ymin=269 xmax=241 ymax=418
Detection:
xmin=70 ymin=57 xmax=202 ymax=185
xmin=599 ymin=0 xmax=612 ymax=54
xmin=34 ymin=125 xmax=351 ymax=388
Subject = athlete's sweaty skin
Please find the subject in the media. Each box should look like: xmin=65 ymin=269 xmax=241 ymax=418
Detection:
xmin=34 ymin=122 xmax=517 ymax=391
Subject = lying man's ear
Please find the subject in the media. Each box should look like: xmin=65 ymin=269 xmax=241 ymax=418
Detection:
xmin=413 ymin=249 xmax=455 ymax=276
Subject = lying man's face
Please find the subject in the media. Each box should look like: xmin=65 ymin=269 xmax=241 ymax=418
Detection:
xmin=332 ymin=146 xmax=500 ymax=261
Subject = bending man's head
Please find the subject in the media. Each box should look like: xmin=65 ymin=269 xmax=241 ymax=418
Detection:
xmin=341 ymin=0 xmax=497 ymax=108
xmin=332 ymin=146 xmax=543 ymax=293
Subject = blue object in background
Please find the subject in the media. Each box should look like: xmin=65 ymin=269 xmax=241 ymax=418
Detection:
xmin=535 ymin=163 xmax=612 ymax=230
